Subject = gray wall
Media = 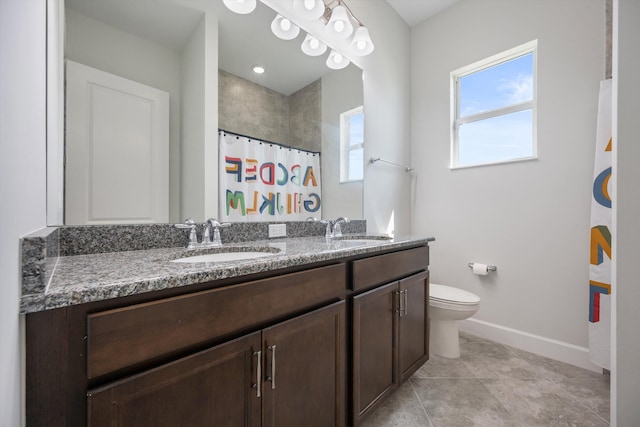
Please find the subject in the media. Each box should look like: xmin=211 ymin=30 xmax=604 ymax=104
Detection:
xmin=321 ymin=65 xmax=364 ymax=220
xmin=348 ymin=0 xmax=412 ymax=234
xmin=0 ymin=1 xmax=48 ymax=425
xmin=411 ymin=0 xmax=605 ymax=370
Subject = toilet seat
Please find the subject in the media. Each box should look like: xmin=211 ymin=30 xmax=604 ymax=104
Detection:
xmin=430 ymin=283 xmax=479 ymax=305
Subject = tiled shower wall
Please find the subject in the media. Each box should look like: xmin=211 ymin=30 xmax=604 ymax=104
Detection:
xmin=218 ymin=69 xmax=321 ymax=152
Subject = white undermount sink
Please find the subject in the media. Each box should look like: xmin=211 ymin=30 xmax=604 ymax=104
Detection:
xmin=171 ymin=249 xmax=279 ymax=263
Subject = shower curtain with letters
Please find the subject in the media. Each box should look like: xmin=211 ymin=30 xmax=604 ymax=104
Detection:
xmin=589 ymin=79 xmax=612 ymax=370
xmin=219 ymin=130 xmax=322 ymax=222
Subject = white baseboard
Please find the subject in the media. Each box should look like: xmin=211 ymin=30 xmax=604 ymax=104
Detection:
xmin=459 ymin=318 xmax=603 ymax=373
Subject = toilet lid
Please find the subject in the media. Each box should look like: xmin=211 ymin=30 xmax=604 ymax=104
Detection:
xmin=430 ymin=283 xmax=480 ymax=305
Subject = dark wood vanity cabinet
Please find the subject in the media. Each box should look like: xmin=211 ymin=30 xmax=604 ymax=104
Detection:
xmin=25 ymin=244 xmax=430 ymax=427
xmin=350 ymin=249 xmax=430 ymax=426
xmin=86 ymin=301 xmax=345 ymax=427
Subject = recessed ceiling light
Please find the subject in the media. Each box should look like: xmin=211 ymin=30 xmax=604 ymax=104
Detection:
xmin=252 ymin=65 xmax=265 ymax=74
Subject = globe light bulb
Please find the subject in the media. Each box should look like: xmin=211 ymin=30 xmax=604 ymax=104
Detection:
xmin=310 ymin=38 xmax=320 ymax=49
xmin=280 ymin=18 xmax=291 ymax=31
xmin=334 ymin=20 xmax=345 ymax=33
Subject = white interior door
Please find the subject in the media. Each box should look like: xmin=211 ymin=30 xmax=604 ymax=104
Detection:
xmin=65 ymin=60 xmax=169 ymax=225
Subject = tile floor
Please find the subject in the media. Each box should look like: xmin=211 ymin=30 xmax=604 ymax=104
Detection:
xmin=362 ymin=333 xmax=610 ymax=427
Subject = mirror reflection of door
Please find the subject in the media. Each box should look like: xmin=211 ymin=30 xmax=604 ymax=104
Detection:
xmin=65 ymin=60 xmax=169 ymax=225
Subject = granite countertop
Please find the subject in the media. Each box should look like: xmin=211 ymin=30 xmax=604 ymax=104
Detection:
xmin=21 ymin=234 xmax=434 ymax=314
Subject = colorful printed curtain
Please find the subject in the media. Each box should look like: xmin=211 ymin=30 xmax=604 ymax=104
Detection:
xmin=589 ymin=79 xmax=612 ymax=369
xmin=219 ymin=131 xmax=322 ymax=222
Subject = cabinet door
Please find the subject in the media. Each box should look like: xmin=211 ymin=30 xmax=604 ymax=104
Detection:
xmin=262 ymin=301 xmax=346 ymax=427
xmin=352 ymin=281 xmax=398 ymax=424
xmin=398 ymin=271 xmax=430 ymax=382
xmin=87 ymin=332 xmax=261 ymax=427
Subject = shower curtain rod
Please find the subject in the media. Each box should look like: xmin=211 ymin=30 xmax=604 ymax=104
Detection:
xmin=369 ymin=157 xmax=413 ymax=172
xmin=218 ymin=129 xmax=321 ymax=155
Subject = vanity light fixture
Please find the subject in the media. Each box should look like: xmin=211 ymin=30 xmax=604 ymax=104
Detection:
xmin=326 ymin=49 xmax=350 ymax=70
xmin=301 ymin=34 xmax=328 ymax=56
xmin=222 ymin=0 xmax=256 ymax=15
xmin=293 ymin=0 xmax=325 ymax=20
xmin=297 ymin=0 xmax=375 ymax=58
xmin=271 ymin=14 xmax=301 ymax=40
xmin=348 ymin=25 xmax=374 ymax=56
xmin=226 ymin=0 xmax=374 ymax=71
xmin=324 ymin=5 xmax=353 ymax=40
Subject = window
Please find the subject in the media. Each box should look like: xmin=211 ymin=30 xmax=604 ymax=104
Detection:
xmin=340 ymin=106 xmax=364 ymax=182
xmin=451 ymin=40 xmax=537 ymax=168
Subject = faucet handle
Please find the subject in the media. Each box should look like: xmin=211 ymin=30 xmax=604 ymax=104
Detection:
xmin=202 ymin=219 xmax=231 ymax=247
xmin=205 ymin=218 xmax=231 ymax=228
xmin=175 ymin=219 xmax=199 ymax=249
xmin=175 ymin=218 xmax=195 ymax=228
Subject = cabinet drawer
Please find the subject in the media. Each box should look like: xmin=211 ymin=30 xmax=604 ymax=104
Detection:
xmin=351 ymin=246 xmax=428 ymax=292
xmin=87 ymin=263 xmax=346 ymax=379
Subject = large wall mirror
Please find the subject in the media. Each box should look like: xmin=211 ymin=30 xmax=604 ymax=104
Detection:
xmin=52 ymin=0 xmax=364 ymax=226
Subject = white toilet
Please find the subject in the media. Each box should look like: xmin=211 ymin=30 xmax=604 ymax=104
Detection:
xmin=429 ymin=283 xmax=480 ymax=358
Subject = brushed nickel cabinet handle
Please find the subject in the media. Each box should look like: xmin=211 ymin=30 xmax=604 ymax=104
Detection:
xmin=403 ymin=289 xmax=408 ymax=316
xmin=253 ymin=350 xmax=261 ymax=398
xmin=268 ymin=345 xmax=277 ymax=390
xmin=398 ymin=289 xmax=408 ymax=317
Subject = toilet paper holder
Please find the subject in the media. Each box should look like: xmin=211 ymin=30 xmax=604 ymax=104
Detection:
xmin=468 ymin=262 xmax=497 ymax=272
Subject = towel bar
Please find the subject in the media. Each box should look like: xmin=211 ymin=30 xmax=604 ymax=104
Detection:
xmin=369 ymin=157 xmax=413 ymax=172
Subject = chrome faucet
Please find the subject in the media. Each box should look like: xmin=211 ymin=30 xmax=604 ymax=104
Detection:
xmin=329 ymin=217 xmax=350 ymax=238
xmin=202 ymin=218 xmax=231 ymax=247
xmin=308 ymin=217 xmax=350 ymax=239
xmin=175 ymin=218 xmax=231 ymax=249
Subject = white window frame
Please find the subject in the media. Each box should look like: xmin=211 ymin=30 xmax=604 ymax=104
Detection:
xmin=450 ymin=40 xmax=538 ymax=169
xmin=340 ymin=106 xmax=364 ymax=183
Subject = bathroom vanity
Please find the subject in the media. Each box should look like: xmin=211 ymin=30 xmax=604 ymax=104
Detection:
xmin=23 ymin=232 xmax=432 ymax=426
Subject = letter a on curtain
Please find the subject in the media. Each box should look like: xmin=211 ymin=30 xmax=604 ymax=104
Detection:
xmin=589 ymin=79 xmax=612 ymax=369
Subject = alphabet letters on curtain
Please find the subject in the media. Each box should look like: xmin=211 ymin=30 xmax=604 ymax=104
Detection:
xmin=588 ymin=79 xmax=612 ymax=370
xmin=219 ymin=131 xmax=322 ymax=222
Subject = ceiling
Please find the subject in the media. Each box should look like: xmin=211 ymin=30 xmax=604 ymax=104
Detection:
xmin=385 ymin=0 xmax=460 ymax=27
xmin=65 ymin=0 xmax=331 ymax=96
xmin=64 ymin=0 xmax=459 ymax=95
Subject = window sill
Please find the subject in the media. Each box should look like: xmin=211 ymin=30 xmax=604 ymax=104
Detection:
xmin=450 ymin=155 xmax=538 ymax=170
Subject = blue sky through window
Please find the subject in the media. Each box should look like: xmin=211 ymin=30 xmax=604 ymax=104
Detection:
xmin=459 ymin=110 xmax=533 ymax=165
xmin=459 ymin=53 xmax=533 ymax=117
xmin=456 ymin=50 xmax=535 ymax=167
